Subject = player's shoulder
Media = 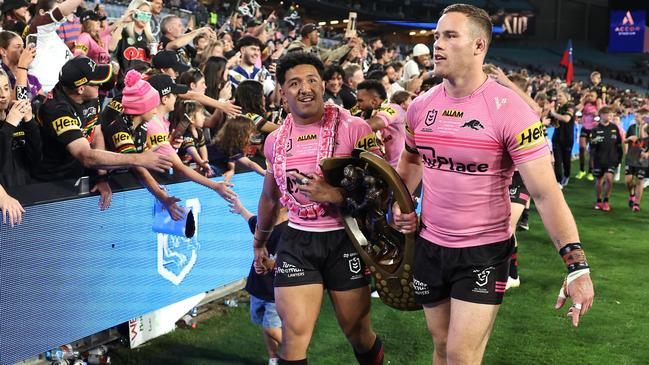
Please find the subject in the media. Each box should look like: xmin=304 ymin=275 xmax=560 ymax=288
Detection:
xmin=410 ymin=85 xmax=442 ymax=110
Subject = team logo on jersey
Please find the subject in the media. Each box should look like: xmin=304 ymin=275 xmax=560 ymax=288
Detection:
xmin=52 ymin=116 xmax=81 ymax=136
xmin=461 ymin=119 xmax=485 ymax=131
xmin=297 ymin=133 xmax=317 ymax=142
xmin=418 ymin=146 xmax=489 ymax=173
xmin=112 ymin=132 xmax=134 ymax=148
xmin=286 ymin=138 xmax=293 ymax=152
xmin=424 ymin=109 xmax=438 ymax=126
xmin=108 ymin=99 xmax=124 ymax=112
xmin=495 ymin=97 xmax=508 ymax=110
xmin=157 ymin=199 xmax=201 ymax=285
xmin=515 ymin=121 xmax=544 ymax=150
xmin=378 ymin=105 xmax=397 ymax=117
xmin=356 ymin=133 xmax=379 ymax=150
xmin=442 ymin=109 xmax=464 ymax=118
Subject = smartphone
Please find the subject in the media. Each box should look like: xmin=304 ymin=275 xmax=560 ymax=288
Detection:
xmin=170 ymin=114 xmax=192 ymax=142
xmin=26 ymin=34 xmax=37 ymax=48
xmin=345 ymin=12 xmax=357 ymax=38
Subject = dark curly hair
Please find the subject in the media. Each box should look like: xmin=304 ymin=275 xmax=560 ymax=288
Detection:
xmin=276 ymin=52 xmax=325 ymax=86
xmin=235 ymin=80 xmax=265 ymax=116
xmin=212 ymin=115 xmax=256 ymax=157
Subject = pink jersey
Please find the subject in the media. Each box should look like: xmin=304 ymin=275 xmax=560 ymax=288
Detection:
xmin=145 ymin=113 xmax=176 ymax=156
xmin=581 ymin=102 xmax=598 ymax=130
xmin=73 ymin=32 xmax=112 ymax=65
xmin=265 ymin=108 xmax=379 ymax=231
xmin=405 ymin=78 xmax=550 ymax=248
xmin=375 ymin=103 xmax=406 ymax=168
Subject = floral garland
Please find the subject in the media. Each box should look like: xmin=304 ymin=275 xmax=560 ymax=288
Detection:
xmin=273 ymin=104 xmax=340 ymax=219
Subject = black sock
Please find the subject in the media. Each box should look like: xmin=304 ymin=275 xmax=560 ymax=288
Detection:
xmin=521 ymin=208 xmax=529 ymax=221
xmin=597 ymin=198 xmax=602 ymax=203
xmin=509 ymin=247 xmax=518 ymax=279
xmin=604 ymin=197 xmax=609 ymax=202
xmin=278 ymin=358 xmax=307 ymax=365
xmin=354 ymin=337 xmax=384 ymax=365
xmin=579 ymin=148 xmax=585 ymax=171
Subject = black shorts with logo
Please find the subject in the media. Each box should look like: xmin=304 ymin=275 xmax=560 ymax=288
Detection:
xmin=274 ymin=226 xmax=370 ymax=291
xmin=624 ymin=165 xmax=647 ymax=179
xmin=412 ymin=236 xmax=515 ymax=306
xmin=509 ymin=171 xmax=530 ymax=205
xmin=579 ymin=127 xmax=591 ymax=139
xmin=592 ymin=164 xmax=616 ymax=178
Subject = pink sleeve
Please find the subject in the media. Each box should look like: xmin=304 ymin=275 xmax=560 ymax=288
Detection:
xmin=347 ymin=116 xmax=381 ymax=154
xmin=73 ymin=33 xmax=92 ymax=56
xmin=500 ymin=95 xmax=550 ymax=165
xmin=146 ymin=119 xmax=176 ymax=156
xmin=404 ymin=98 xmax=421 ymax=151
xmin=375 ymin=104 xmax=399 ymax=127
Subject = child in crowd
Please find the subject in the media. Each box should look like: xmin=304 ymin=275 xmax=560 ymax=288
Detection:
xmin=207 ymin=115 xmax=266 ymax=182
xmin=228 ymin=197 xmax=286 ymax=365
xmin=172 ymin=100 xmax=214 ymax=176
xmin=590 ymin=106 xmax=623 ymax=211
xmin=624 ymin=108 xmax=649 ymax=211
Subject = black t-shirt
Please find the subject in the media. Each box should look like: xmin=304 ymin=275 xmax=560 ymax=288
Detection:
xmin=625 ymin=124 xmax=649 ymax=167
xmin=244 ymin=216 xmax=285 ymax=301
xmin=115 ymin=29 xmax=152 ymax=74
xmin=0 ymin=119 xmax=41 ymax=187
xmin=178 ymin=127 xmax=206 ymax=164
xmin=551 ymin=103 xmax=575 ymax=147
xmin=590 ymin=123 xmax=622 ymax=166
xmin=160 ymin=34 xmax=196 ymax=66
xmin=339 ymin=84 xmax=357 ymax=110
xmin=32 ymin=85 xmax=101 ymax=181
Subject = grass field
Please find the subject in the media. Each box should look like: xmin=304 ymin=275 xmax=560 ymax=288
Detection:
xmin=112 ymin=168 xmax=649 ymax=365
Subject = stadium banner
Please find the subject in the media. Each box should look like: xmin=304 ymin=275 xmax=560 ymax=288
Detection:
xmin=0 ymin=172 xmax=263 ymax=365
xmin=608 ymin=10 xmax=646 ymax=53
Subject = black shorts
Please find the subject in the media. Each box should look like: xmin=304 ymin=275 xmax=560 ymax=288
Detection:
xmin=509 ymin=171 xmax=530 ymax=205
xmin=624 ymin=165 xmax=647 ymax=179
xmin=579 ymin=127 xmax=591 ymax=139
xmin=412 ymin=236 xmax=515 ymax=306
xmin=592 ymin=165 xmax=616 ymax=178
xmin=274 ymin=226 xmax=370 ymax=291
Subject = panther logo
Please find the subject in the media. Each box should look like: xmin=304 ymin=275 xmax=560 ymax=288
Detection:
xmin=475 ymin=268 xmax=492 ymax=287
xmin=461 ymin=119 xmax=485 ymax=130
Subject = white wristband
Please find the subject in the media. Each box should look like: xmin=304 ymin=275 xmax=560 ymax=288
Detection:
xmin=566 ymin=268 xmax=590 ymax=286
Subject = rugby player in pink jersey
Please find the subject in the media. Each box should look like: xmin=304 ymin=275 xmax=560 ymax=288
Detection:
xmin=355 ymin=79 xmax=407 ymax=169
xmin=253 ymin=52 xmax=384 ymax=365
xmin=393 ymin=4 xmax=594 ymax=364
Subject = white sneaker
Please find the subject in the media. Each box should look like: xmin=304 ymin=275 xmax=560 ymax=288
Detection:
xmin=644 ymin=179 xmax=649 ymax=189
xmin=505 ymin=276 xmax=520 ymax=290
xmin=558 ymin=183 xmax=563 ymax=190
xmin=371 ymin=290 xmax=380 ymax=298
xmin=269 ymin=358 xmax=279 ymax=365
xmin=561 ymin=177 xmax=570 ymax=187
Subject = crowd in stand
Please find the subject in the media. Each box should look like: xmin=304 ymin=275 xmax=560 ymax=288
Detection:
xmin=0 ymin=0 xmax=647 ymax=227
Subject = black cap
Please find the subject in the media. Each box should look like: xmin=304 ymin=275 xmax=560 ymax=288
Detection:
xmin=59 ymin=56 xmax=112 ymax=89
xmin=236 ymin=35 xmax=263 ymax=50
xmin=1 ymin=0 xmax=29 ymax=12
xmin=80 ymin=10 xmax=106 ymax=23
xmin=147 ymin=74 xmax=189 ymax=97
xmin=152 ymin=50 xmax=190 ymax=74
xmin=300 ymin=23 xmax=320 ymax=38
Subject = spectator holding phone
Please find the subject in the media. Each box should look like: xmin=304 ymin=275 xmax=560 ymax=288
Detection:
xmin=0 ymin=69 xmax=41 ymax=188
xmin=0 ymin=31 xmax=44 ymax=102
xmin=114 ymin=0 xmax=156 ymax=75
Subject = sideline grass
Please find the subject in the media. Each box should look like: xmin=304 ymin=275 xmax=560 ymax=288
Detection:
xmin=112 ymin=171 xmax=649 ymax=365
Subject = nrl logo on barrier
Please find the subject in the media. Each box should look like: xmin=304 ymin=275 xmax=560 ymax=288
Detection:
xmin=157 ymin=198 xmax=201 ymax=285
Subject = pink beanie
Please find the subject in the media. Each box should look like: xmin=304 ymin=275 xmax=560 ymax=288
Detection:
xmin=122 ymin=70 xmax=161 ymax=115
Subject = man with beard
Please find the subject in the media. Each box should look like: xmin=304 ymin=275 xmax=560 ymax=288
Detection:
xmin=229 ymin=35 xmax=275 ymax=96
xmin=355 ymin=79 xmax=406 ymax=168
xmin=393 ymin=4 xmax=594 ymax=364
xmin=252 ymin=52 xmax=383 ymax=365
xmin=33 ymin=57 xmax=172 ymax=198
